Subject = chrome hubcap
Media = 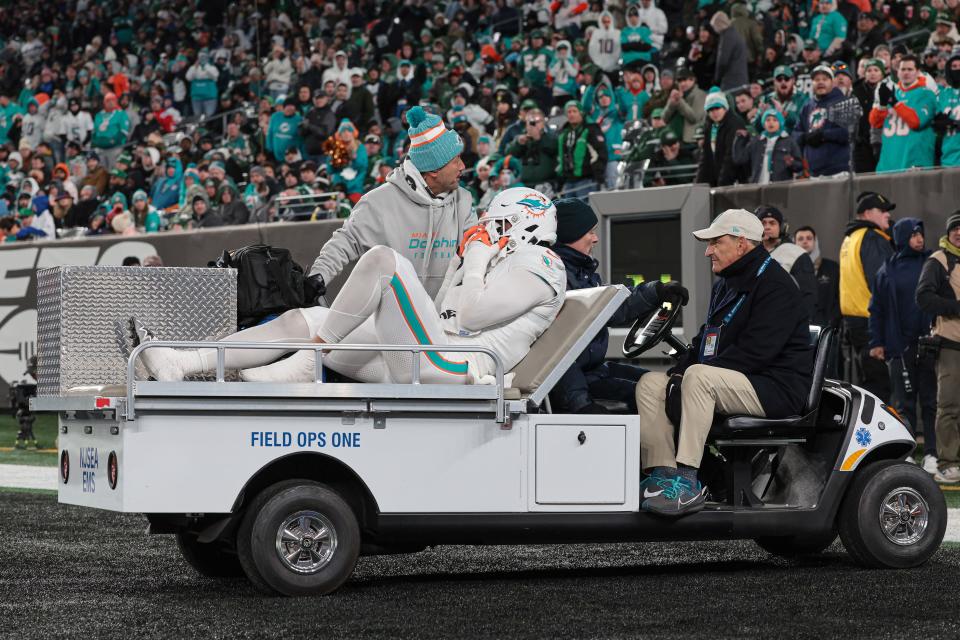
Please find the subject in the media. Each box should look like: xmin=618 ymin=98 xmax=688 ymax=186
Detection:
xmin=275 ymin=511 xmax=338 ymax=574
xmin=879 ymin=487 xmax=929 ymax=546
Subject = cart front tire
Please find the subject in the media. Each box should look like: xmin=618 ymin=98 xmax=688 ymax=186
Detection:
xmin=239 ymin=482 xmax=360 ymax=596
xmin=838 ymin=460 xmax=946 ymax=569
xmin=176 ymin=532 xmax=245 ymax=578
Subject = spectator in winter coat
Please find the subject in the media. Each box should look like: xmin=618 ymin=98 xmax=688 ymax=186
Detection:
xmin=264 ymin=48 xmax=294 ymax=100
xmin=588 ymin=11 xmax=621 ymax=75
xmin=755 ymin=206 xmax=818 ymax=323
xmin=20 ymin=98 xmax=45 ymax=150
xmin=549 ymin=41 xmax=580 ymax=108
xmin=63 ymin=98 xmax=93 ymax=146
xmin=267 ymin=99 xmax=304 ymax=162
xmin=810 ymin=0 xmax=848 ymax=57
xmin=589 ymin=86 xmax=624 ymax=189
xmin=869 ymin=55 xmax=937 ymax=172
xmin=852 ymin=58 xmax=885 ymax=172
xmin=938 ymin=53 xmax=960 ymax=168
xmin=328 ymin=120 xmax=369 ymax=204
xmin=710 ymin=11 xmax=749 ymax=91
xmin=794 ymin=65 xmax=850 ymax=177
xmin=732 ymin=109 xmax=803 ymax=184
xmin=150 ymin=157 xmax=183 ymax=212
xmin=557 ymin=100 xmax=607 ymax=199
xmin=635 ymin=0 xmax=668 ymax=50
xmin=549 ymin=198 xmax=688 ymax=413
xmin=795 ymin=225 xmax=841 ymax=329
xmin=186 ymin=52 xmax=220 ymax=117
xmin=301 ymin=91 xmax=337 ymax=159
xmin=91 ymin=92 xmax=130 ymax=168
xmin=621 ymin=6 xmax=656 ymax=67
xmin=730 ymin=3 xmax=764 ymax=66
xmin=839 ymin=191 xmax=896 ymax=401
xmin=322 ymin=51 xmax=353 ymax=95
xmin=915 ymin=213 xmax=960 ymax=482
xmin=343 ymin=72 xmax=375 ymax=132
xmin=663 ymin=68 xmax=706 ymax=144
xmin=868 ymin=217 xmax=937 ymax=468
xmin=504 ymin=108 xmax=558 ymax=188
xmin=79 ymin=152 xmax=109 ymax=196
xmin=756 ymin=64 xmax=808 ymax=134
xmin=616 ymin=63 xmax=651 ymax=123
xmin=216 ymin=182 xmax=250 ymax=226
xmin=695 ymin=89 xmax=746 ymax=187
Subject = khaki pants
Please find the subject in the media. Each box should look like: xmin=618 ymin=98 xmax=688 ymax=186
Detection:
xmin=936 ymin=348 xmax=960 ymax=464
xmin=636 ymin=364 xmax=765 ymax=470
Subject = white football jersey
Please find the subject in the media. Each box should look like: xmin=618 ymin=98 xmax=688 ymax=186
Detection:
xmin=439 ymin=244 xmax=566 ymax=380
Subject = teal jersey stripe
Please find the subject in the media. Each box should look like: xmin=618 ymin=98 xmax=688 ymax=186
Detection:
xmin=389 ymin=274 xmax=469 ymax=376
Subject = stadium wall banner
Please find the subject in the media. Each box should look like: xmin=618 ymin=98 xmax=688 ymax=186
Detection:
xmin=711 ymin=167 xmax=960 ymax=260
xmin=0 ymin=220 xmax=343 ymax=396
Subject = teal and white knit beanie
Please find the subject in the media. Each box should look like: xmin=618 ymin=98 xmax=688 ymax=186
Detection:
xmin=704 ymin=86 xmax=729 ymax=112
xmin=405 ymin=106 xmax=464 ymax=172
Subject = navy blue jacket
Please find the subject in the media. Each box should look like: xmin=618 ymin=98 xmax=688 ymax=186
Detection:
xmin=550 ymin=244 xmax=660 ymax=410
xmin=868 ymin=218 xmax=933 ymax=357
xmin=671 ymin=245 xmax=813 ymax=418
xmin=793 ymin=87 xmax=850 ymax=177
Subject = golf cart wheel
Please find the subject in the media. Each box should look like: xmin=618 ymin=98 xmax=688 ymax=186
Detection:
xmin=754 ymin=531 xmax=837 ymax=558
xmin=238 ymin=480 xmax=360 ymax=596
xmin=176 ymin=531 xmax=245 ymax=578
xmin=838 ymin=460 xmax=946 ymax=569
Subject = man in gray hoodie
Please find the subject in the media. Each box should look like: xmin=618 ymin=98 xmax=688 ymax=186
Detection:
xmin=308 ymin=106 xmax=474 ymax=299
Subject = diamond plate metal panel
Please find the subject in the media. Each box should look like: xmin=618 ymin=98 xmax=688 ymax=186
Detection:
xmin=36 ymin=266 xmax=237 ymax=396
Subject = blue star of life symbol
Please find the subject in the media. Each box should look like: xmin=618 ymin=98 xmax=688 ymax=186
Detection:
xmin=855 ymin=427 xmax=872 ymax=447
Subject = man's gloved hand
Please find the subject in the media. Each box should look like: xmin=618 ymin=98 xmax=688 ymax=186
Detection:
xmin=804 ymin=129 xmax=825 ymax=147
xmin=877 ymin=83 xmax=896 ymax=108
xmin=655 ymin=280 xmax=690 ymax=306
xmin=575 ymin=401 xmax=611 ymax=414
xmin=305 ymin=273 xmax=326 ymax=305
xmin=933 ymin=113 xmax=955 ymax=133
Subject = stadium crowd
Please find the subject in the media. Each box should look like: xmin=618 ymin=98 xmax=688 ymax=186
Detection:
xmin=0 ymin=0 xmax=959 ymax=240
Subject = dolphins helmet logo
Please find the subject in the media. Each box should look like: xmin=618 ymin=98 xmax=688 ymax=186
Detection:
xmin=516 ymin=193 xmax=552 ymax=218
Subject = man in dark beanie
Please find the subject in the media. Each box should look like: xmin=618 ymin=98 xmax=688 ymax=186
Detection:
xmin=549 ymin=198 xmax=690 ymax=414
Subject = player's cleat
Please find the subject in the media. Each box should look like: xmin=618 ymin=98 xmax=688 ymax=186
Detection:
xmin=131 ymin=318 xmax=189 ymax=382
xmin=922 ymin=454 xmax=939 ymax=475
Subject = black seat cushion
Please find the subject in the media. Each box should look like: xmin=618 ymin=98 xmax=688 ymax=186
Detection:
xmin=711 ymin=413 xmax=813 ymax=439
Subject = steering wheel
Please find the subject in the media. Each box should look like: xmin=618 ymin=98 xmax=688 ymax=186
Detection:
xmin=622 ymin=301 xmax=690 ymax=358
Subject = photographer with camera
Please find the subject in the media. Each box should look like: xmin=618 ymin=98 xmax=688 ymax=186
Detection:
xmin=8 ymin=356 xmax=38 ymax=449
xmin=916 ymin=213 xmax=960 ymax=484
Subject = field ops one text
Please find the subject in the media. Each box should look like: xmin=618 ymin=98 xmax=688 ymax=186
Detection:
xmin=250 ymin=431 xmax=361 ymax=448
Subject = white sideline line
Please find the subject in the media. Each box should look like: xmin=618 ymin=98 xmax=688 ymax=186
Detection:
xmin=0 ymin=463 xmax=57 ymax=491
xmin=1 ymin=464 xmax=959 ymax=541
xmin=946 ymin=509 xmax=960 ymax=543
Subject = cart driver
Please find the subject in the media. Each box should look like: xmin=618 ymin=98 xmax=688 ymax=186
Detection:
xmin=137 ymin=188 xmax=566 ymax=386
xmin=636 ymin=209 xmax=813 ymax=517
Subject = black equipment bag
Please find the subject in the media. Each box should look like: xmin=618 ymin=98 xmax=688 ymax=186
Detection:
xmin=211 ymin=244 xmax=309 ymax=328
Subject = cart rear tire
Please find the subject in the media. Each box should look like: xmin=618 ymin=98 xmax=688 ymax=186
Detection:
xmin=838 ymin=460 xmax=946 ymax=569
xmin=754 ymin=531 xmax=837 ymax=558
xmin=238 ymin=481 xmax=360 ymax=596
xmin=175 ymin=532 xmax=245 ymax=578
xmin=236 ymin=479 xmax=314 ymax=594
